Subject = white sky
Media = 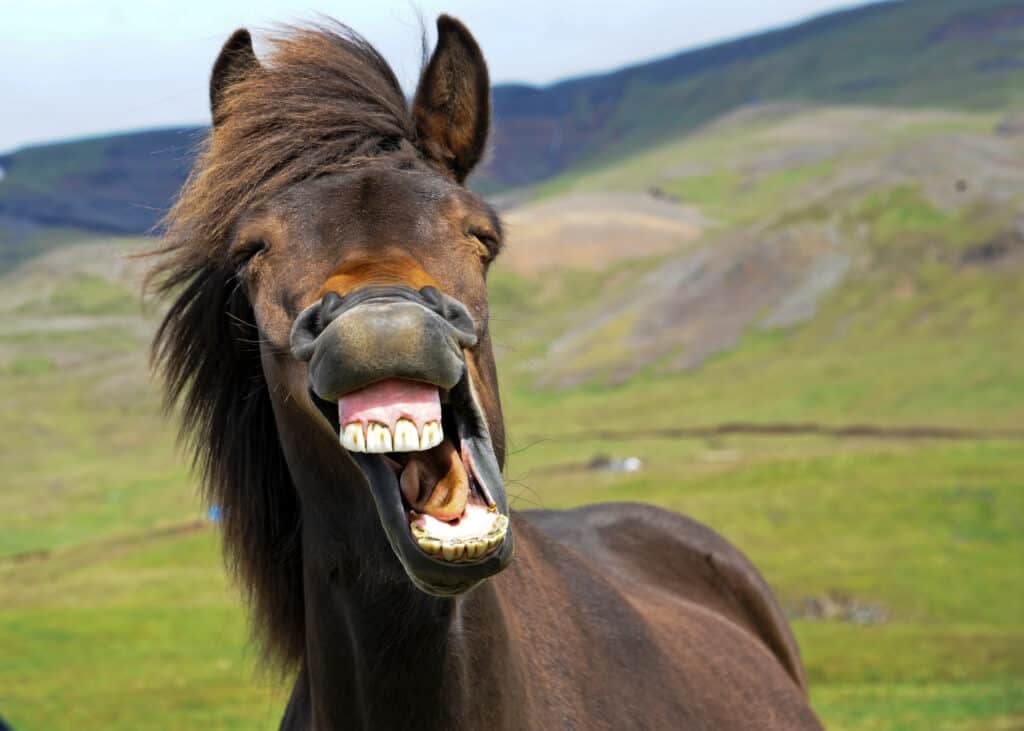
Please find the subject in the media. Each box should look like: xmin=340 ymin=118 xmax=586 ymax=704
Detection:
xmin=0 ymin=0 xmax=862 ymax=152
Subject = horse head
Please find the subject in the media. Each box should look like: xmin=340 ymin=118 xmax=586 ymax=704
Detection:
xmin=151 ymin=17 xmax=512 ymax=666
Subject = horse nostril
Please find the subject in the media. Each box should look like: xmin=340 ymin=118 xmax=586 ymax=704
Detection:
xmin=418 ymin=285 xmax=473 ymax=335
xmin=317 ymin=291 xmax=345 ymax=333
xmin=419 ymin=286 xmax=443 ymax=311
xmin=289 ymin=291 xmax=348 ymax=361
xmin=444 ymin=302 xmax=475 ymax=337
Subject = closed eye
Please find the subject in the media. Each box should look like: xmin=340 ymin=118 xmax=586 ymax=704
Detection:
xmin=468 ymin=229 xmax=500 ymax=262
xmin=231 ymin=239 xmax=268 ymax=275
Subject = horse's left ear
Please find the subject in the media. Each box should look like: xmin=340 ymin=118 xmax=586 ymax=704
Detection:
xmin=413 ymin=15 xmax=490 ymax=182
xmin=210 ymin=28 xmax=259 ymax=127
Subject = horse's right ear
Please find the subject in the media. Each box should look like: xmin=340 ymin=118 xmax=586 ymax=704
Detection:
xmin=413 ymin=16 xmax=490 ymax=182
xmin=210 ymin=29 xmax=259 ymax=127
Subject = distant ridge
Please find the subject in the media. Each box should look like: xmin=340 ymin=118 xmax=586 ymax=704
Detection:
xmin=3 ymin=0 xmax=1024 ymax=241
xmin=0 ymin=128 xmax=198 ymax=234
xmin=483 ymin=0 xmax=1024 ymax=187
xmin=484 ymin=0 xmax=902 ymax=186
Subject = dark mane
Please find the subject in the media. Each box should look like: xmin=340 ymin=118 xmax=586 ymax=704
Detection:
xmin=148 ymin=23 xmax=421 ymax=669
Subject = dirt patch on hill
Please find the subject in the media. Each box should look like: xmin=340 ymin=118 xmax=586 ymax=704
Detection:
xmin=499 ymin=193 xmax=708 ymax=275
xmin=542 ymin=221 xmax=850 ymax=386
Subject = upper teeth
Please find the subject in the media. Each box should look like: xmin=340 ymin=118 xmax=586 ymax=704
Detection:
xmin=393 ymin=419 xmax=418 ymax=451
xmin=342 ymin=419 xmax=443 ymax=453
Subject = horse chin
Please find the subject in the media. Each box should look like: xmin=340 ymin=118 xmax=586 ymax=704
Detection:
xmin=315 ymin=374 xmax=514 ymax=596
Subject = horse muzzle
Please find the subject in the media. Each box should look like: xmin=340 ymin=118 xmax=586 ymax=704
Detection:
xmin=289 ymin=285 xmax=514 ymax=595
xmin=290 ymin=285 xmax=477 ymax=399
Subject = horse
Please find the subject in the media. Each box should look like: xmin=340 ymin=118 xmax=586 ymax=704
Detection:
xmin=149 ymin=16 xmax=823 ymax=730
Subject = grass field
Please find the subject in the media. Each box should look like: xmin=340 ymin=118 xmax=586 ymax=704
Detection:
xmin=3 ymin=105 xmax=1023 ymax=729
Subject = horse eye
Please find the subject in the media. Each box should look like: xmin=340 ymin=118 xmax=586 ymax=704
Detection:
xmin=232 ymin=239 xmax=268 ymax=273
xmin=232 ymin=239 xmax=270 ymax=276
xmin=468 ymin=230 xmax=498 ymax=261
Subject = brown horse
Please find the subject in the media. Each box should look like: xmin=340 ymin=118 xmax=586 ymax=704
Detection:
xmin=150 ymin=16 xmax=823 ymax=730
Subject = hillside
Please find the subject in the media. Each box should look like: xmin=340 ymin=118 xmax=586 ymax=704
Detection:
xmin=501 ymin=104 xmax=1024 ymax=397
xmin=5 ymin=0 xmax=1024 ymax=246
xmin=0 ymin=128 xmax=198 ymax=269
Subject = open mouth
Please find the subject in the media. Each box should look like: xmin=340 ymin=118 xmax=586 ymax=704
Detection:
xmin=316 ymin=376 xmax=509 ymax=565
xmin=291 ymin=286 xmax=514 ymax=594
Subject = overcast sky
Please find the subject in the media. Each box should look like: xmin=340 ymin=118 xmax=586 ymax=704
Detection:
xmin=1 ymin=0 xmax=862 ymax=153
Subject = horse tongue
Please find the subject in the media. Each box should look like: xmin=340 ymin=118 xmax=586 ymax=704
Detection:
xmin=400 ymin=439 xmax=469 ymax=522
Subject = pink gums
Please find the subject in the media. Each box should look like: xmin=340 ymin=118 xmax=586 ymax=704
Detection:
xmin=338 ymin=378 xmax=442 ymax=430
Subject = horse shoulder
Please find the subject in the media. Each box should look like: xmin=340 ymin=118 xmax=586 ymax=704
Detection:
xmin=515 ymin=502 xmax=808 ymax=692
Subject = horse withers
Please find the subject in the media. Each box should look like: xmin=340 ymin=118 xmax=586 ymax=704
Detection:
xmin=150 ymin=16 xmax=823 ymax=730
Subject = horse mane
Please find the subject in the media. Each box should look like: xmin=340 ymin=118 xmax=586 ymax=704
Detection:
xmin=148 ymin=22 xmax=424 ymax=670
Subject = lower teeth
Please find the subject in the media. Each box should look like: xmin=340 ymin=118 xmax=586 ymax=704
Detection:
xmin=412 ymin=515 xmax=508 ymax=561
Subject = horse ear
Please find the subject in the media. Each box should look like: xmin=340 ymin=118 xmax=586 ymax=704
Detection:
xmin=413 ymin=16 xmax=491 ymax=182
xmin=210 ymin=29 xmax=259 ymax=127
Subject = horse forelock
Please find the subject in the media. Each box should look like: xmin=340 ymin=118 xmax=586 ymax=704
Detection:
xmin=162 ymin=21 xmax=420 ymax=270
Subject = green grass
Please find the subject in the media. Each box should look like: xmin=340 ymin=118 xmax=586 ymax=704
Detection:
xmin=0 ymin=533 xmax=283 ymax=731
xmin=812 ymin=682 xmax=1024 ymax=731
xmin=14 ymin=273 xmax=143 ymax=316
xmin=3 ymin=432 xmax=1021 ymax=729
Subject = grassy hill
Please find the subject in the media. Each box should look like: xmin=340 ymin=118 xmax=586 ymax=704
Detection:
xmin=6 ymin=0 xmax=1024 ymax=248
xmin=504 ymin=104 xmax=1024 ymax=404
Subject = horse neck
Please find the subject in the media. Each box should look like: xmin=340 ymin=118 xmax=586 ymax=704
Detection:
xmin=281 ymin=450 xmax=528 ymax=730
